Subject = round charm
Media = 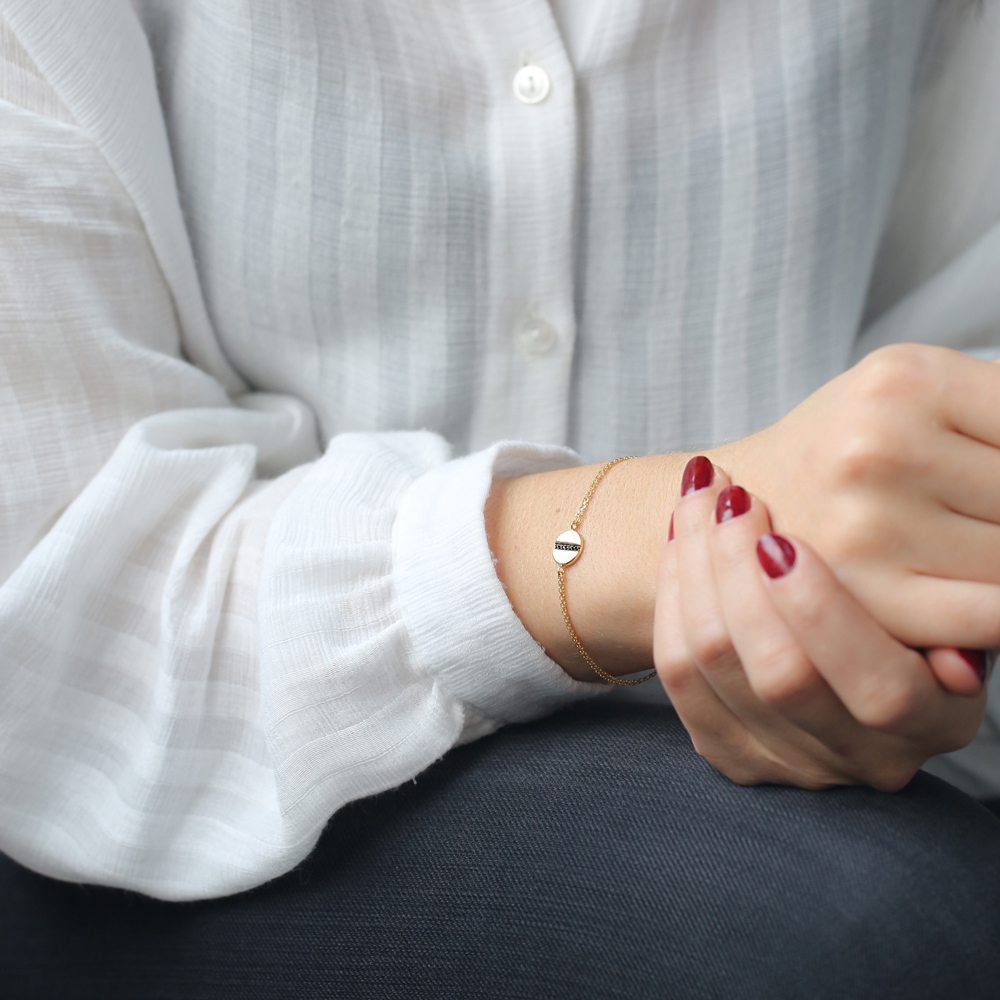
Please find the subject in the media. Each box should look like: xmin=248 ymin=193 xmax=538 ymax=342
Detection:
xmin=553 ymin=529 xmax=583 ymax=567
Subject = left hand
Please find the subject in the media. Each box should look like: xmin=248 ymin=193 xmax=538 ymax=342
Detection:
xmin=653 ymin=459 xmax=989 ymax=790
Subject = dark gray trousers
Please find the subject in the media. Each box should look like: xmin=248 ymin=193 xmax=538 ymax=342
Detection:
xmin=2 ymin=702 xmax=1000 ymax=999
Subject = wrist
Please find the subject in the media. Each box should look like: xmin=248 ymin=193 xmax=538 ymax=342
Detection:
xmin=486 ymin=453 xmax=688 ymax=682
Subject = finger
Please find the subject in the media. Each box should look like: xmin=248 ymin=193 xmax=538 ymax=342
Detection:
xmin=759 ymin=533 xmax=986 ymax=743
xmin=854 ymin=570 xmax=1000 ymax=649
xmin=926 ymin=647 xmax=990 ymax=698
xmin=673 ymin=458 xmax=738 ymax=677
xmin=695 ymin=486 xmax=813 ymax=722
xmin=930 ymin=348 xmax=1000 ymax=449
xmin=713 ymin=491 xmax=842 ymax=716
xmin=810 ymin=474 xmax=1000 ymax=587
xmin=928 ymin=431 xmax=1000 ymax=525
xmin=654 ymin=524 xmax=784 ymax=785
xmin=672 ymin=466 xmax=796 ymax=741
xmin=710 ymin=488 xmax=901 ymax=778
xmin=686 ymin=485 xmax=876 ymax=786
xmin=881 ymin=503 xmax=1000 ymax=585
xmin=660 ymin=506 xmax=873 ymax=789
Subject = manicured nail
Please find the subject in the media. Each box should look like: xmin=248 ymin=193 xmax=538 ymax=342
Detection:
xmin=681 ymin=456 xmax=713 ymax=496
xmin=716 ymin=485 xmax=750 ymax=523
xmin=668 ymin=513 xmax=674 ymax=542
xmin=757 ymin=533 xmax=796 ymax=578
xmin=957 ymin=649 xmax=988 ymax=685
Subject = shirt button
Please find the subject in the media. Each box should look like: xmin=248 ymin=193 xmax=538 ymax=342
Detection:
xmin=515 ymin=316 xmax=558 ymax=356
xmin=513 ymin=65 xmax=551 ymax=105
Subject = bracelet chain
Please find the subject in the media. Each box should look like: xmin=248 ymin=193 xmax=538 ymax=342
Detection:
xmin=556 ymin=456 xmax=658 ymax=687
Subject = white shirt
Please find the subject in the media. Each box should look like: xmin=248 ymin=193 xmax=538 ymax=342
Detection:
xmin=1 ymin=0 xmax=999 ymax=899
xmin=549 ymin=0 xmax=606 ymax=66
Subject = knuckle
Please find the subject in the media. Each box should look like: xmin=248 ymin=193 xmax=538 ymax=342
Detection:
xmin=833 ymin=430 xmax=899 ymax=483
xmin=687 ymin=621 xmax=734 ymax=670
xmin=826 ymin=346 xmax=941 ymax=491
xmin=854 ymin=682 xmax=921 ymax=731
xmin=655 ymin=650 xmax=697 ymax=692
xmin=749 ymin=656 xmax=818 ymax=711
xmin=827 ymin=422 xmax=916 ymax=495
xmin=852 ymin=344 xmax=936 ymax=402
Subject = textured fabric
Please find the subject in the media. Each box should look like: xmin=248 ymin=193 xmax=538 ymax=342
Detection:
xmin=0 ymin=7 xmax=592 ymax=900
xmin=549 ymin=0 xmax=606 ymax=66
xmin=2 ymin=704 xmax=1000 ymax=999
xmin=140 ymin=0 xmax=946 ymax=455
xmin=1 ymin=0 xmax=1000 ymax=901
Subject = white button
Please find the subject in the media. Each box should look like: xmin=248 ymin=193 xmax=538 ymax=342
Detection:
xmin=515 ymin=316 xmax=558 ymax=356
xmin=513 ymin=65 xmax=551 ymax=105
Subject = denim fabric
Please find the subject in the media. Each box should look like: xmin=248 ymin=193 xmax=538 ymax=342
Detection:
xmin=2 ymin=703 xmax=1000 ymax=999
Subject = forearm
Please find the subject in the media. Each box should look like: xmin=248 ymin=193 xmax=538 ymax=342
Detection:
xmin=487 ymin=345 xmax=1000 ymax=689
xmin=485 ymin=454 xmax=692 ymax=681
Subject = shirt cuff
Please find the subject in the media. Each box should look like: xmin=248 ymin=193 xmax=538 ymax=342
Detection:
xmin=392 ymin=441 xmax=604 ymax=725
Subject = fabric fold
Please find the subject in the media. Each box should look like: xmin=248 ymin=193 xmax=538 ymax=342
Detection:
xmin=392 ymin=440 xmax=601 ymax=727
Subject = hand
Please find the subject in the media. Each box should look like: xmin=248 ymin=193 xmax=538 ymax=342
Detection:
xmin=487 ymin=345 xmax=1000 ymax=683
xmin=654 ymin=458 xmax=988 ymax=789
xmin=710 ymin=344 xmax=1000 ymax=650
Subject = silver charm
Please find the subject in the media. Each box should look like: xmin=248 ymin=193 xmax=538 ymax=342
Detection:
xmin=552 ymin=529 xmax=583 ymax=567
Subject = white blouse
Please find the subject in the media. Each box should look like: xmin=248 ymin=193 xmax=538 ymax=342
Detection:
xmin=1 ymin=0 xmax=1000 ymax=900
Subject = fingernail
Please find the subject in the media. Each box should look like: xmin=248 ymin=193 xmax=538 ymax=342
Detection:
xmin=668 ymin=513 xmax=674 ymax=542
xmin=716 ymin=485 xmax=750 ymax=523
xmin=681 ymin=456 xmax=714 ymax=496
xmin=957 ymin=649 xmax=988 ymax=685
xmin=757 ymin=533 xmax=796 ymax=578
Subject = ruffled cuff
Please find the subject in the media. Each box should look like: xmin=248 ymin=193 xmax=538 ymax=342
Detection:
xmin=393 ymin=441 xmax=603 ymax=726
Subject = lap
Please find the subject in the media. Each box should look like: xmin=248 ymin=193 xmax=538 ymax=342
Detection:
xmin=3 ymin=703 xmax=1000 ymax=999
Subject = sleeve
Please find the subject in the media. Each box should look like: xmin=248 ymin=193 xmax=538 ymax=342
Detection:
xmin=0 ymin=22 xmax=596 ymax=901
xmin=853 ymin=3 xmax=1000 ymax=797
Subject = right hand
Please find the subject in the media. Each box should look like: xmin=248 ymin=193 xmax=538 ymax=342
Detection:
xmin=709 ymin=343 xmax=1000 ymax=650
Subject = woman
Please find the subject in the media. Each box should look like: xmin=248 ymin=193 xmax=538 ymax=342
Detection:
xmin=2 ymin=0 xmax=1000 ymax=995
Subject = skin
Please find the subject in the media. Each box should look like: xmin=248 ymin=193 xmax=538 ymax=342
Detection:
xmin=485 ymin=343 xmax=998 ymax=786
xmin=486 ymin=454 xmax=685 ymax=681
xmin=656 ymin=467 xmax=985 ymax=790
xmin=712 ymin=343 xmax=1000 ymax=649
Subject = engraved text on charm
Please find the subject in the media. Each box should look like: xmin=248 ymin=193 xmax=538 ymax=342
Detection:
xmin=553 ymin=529 xmax=583 ymax=566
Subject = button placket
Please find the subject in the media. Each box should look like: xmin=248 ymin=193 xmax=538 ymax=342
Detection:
xmin=469 ymin=3 xmax=578 ymax=451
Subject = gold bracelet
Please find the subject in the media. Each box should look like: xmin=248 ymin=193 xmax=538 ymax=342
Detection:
xmin=552 ymin=456 xmax=658 ymax=687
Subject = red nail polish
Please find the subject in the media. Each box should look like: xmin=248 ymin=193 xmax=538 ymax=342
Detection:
xmin=957 ymin=649 xmax=988 ymax=685
xmin=681 ymin=456 xmax=713 ymax=496
xmin=716 ymin=485 xmax=750 ymax=523
xmin=757 ymin=533 xmax=796 ymax=578
xmin=668 ymin=513 xmax=674 ymax=542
